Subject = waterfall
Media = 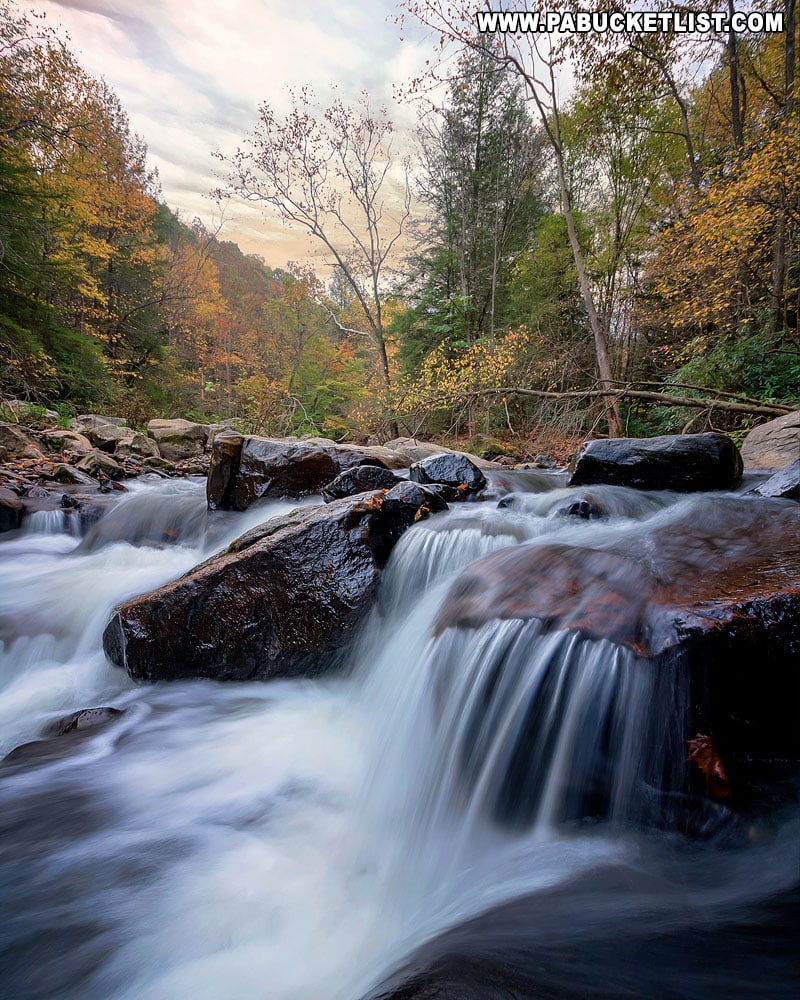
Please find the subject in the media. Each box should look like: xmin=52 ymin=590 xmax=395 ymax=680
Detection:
xmin=0 ymin=478 xmax=797 ymax=1000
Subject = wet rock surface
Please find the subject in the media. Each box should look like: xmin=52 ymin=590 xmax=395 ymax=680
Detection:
xmin=569 ymin=432 xmax=743 ymax=492
xmin=751 ymin=458 xmax=800 ymax=501
xmin=409 ymin=452 xmax=487 ymax=496
xmin=436 ymin=498 xmax=800 ymax=789
xmin=206 ymin=434 xmax=412 ymax=510
xmin=103 ymin=489 xmax=440 ymax=682
xmin=321 ymin=464 xmax=402 ymax=501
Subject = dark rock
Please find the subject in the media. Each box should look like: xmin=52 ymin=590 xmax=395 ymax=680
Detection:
xmin=47 ymin=706 xmax=124 ymax=736
xmin=207 ymin=435 xmax=409 ymax=511
xmin=435 ymin=498 xmax=800 ymax=787
xmin=321 ymin=464 xmax=401 ymax=502
xmin=382 ymin=481 xmax=448 ymax=528
xmin=751 ymin=458 xmax=800 ymax=501
xmin=0 ymin=486 xmax=24 ymax=531
xmin=206 ymin=431 xmax=243 ymax=510
xmin=741 ymin=410 xmax=800 ymax=471
xmin=569 ymin=432 xmax=742 ymax=492
xmin=103 ymin=490 xmax=432 ymax=682
xmin=551 ymin=493 xmax=608 ymax=520
xmin=409 ymin=453 xmax=487 ymax=495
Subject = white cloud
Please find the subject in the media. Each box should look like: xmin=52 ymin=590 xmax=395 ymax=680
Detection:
xmin=26 ymin=0 xmax=432 ymax=264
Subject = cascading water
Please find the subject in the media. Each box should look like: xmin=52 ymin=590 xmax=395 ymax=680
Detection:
xmin=0 ymin=473 xmax=798 ymax=1000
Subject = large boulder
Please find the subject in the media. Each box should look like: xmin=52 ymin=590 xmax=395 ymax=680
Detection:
xmin=741 ymin=410 xmax=800 ymax=471
xmin=103 ymin=490 xmax=438 ymax=682
xmin=113 ymin=431 xmax=160 ymax=459
xmin=206 ymin=434 xmax=411 ymax=511
xmin=76 ymin=449 xmax=124 ymax=481
xmin=146 ymin=418 xmax=209 ymax=462
xmin=435 ymin=498 xmax=800 ymax=782
xmin=569 ymin=432 xmax=742 ymax=492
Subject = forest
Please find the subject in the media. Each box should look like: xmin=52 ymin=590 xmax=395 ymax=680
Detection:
xmin=1 ymin=0 xmax=798 ymax=455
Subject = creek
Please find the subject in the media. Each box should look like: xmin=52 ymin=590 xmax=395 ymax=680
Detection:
xmin=0 ymin=474 xmax=798 ymax=999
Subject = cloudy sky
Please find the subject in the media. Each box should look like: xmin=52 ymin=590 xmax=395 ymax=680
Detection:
xmin=25 ymin=0 xmax=435 ymax=265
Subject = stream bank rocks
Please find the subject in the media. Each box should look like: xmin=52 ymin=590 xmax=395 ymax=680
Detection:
xmin=568 ymin=432 xmax=743 ymax=492
xmin=206 ymin=432 xmax=412 ymax=510
xmin=103 ymin=488 xmax=445 ymax=682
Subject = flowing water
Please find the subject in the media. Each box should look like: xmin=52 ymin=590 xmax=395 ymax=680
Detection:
xmin=0 ymin=473 xmax=797 ymax=1000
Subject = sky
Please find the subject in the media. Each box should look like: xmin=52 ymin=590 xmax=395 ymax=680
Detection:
xmin=24 ymin=0 xmax=435 ymax=267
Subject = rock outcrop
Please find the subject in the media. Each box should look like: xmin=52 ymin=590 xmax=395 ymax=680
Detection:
xmin=103 ymin=489 xmax=443 ymax=682
xmin=741 ymin=410 xmax=800 ymax=471
xmin=751 ymin=458 xmax=800 ymax=501
xmin=569 ymin=432 xmax=743 ymax=492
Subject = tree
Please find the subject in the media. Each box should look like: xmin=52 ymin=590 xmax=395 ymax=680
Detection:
xmin=218 ymin=89 xmax=411 ymax=404
xmin=400 ymin=0 xmax=623 ymax=434
xmin=412 ymin=47 xmax=544 ymax=347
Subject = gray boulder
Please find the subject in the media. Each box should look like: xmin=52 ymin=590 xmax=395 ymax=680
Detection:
xmin=752 ymin=458 xmax=800 ymax=501
xmin=741 ymin=411 xmax=800 ymax=471
xmin=146 ymin=418 xmax=208 ymax=461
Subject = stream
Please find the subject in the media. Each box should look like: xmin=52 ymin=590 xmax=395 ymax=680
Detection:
xmin=0 ymin=474 xmax=798 ymax=999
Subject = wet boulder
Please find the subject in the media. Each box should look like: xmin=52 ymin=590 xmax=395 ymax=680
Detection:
xmin=206 ymin=434 xmax=410 ymax=511
xmin=751 ymin=458 xmax=800 ymax=501
xmin=103 ymin=490 xmax=432 ymax=682
xmin=435 ymin=497 xmax=800 ymax=793
xmin=321 ymin=464 xmax=401 ymax=502
xmin=384 ymin=437 xmax=501 ymax=471
xmin=741 ymin=410 xmax=800 ymax=471
xmin=146 ymin=418 xmax=209 ymax=462
xmin=409 ymin=453 xmax=487 ymax=497
xmin=569 ymin=432 xmax=742 ymax=492
xmin=551 ymin=493 xmax=608 ymax=520
xmin=382 ymin=480 xmax=448 ymax=528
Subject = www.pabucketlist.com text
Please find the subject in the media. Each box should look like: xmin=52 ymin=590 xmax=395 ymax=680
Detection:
xmin=475 ymin=9 xmax=785 ymax=34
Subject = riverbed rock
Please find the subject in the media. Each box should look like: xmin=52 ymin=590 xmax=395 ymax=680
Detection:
xmin=207 ymin=434 xmax=411 ymax=511
xmin=84 ymin=422 xmax=131 ymax=452
xmin=569 ymin=432 xmax=742 ymax=492
xmin=741 ymin=410 xmax=800 ymax=471
xmin=751 ymin=459 xmax=800 ymax=501
xmin=384 ymin=437 xmax=502 ymax=471
xmin=103 ymin=490 xmax=434 ymax=682
xmin=321 ymin=464 xmax=401 ymax=502
xmin=0 ymin=487 xmax=23 ymax=531
xmin=76 ymin=449 xmax=124 ymax=481
xmin=114 ymin=431 xmax=160 ymax=459
xmin=409 ymin=452 xmax=487 ymax=496
xmin=0 ymin=422 xmax=35 ymax=455
xmin=41 ymin=429 xmax=93 ymax=454
xmin=146 ymin=418 xmax=209 ymax=461
xmin=71 ymin=414 xmax=127 ymax=433
xmin=435 ymin=497 xmax=800 ymax=791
